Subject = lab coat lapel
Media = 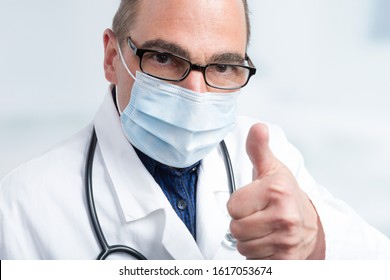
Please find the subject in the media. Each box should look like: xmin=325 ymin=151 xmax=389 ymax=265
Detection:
xmin=94 ymin=89 xmax=203 ymax=259
xmin=196 ymin=146 xmax=232 ymax=259
xmin=95 ymin=91 xmax=166 ymax=221
xmin=161 ymin=209 xmax=204 ymax=259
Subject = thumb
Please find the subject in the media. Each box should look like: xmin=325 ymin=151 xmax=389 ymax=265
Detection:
xmin=246 ymin=123 xmax=278 ymax=179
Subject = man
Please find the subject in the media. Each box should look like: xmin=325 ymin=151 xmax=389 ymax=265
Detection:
xmin=1 ymin=0 xmax=389 ymax=259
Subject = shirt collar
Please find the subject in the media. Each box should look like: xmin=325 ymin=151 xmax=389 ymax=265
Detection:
xmin=133 ymin=145 xmax=200 ymax=177
xmin=112 ymin=84 xmax=201 ymax=177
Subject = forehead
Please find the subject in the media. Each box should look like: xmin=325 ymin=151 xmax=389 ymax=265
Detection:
xmin=130 ymin=0 xmax=247 ymax=62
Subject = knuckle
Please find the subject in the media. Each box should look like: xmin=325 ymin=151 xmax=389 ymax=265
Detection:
xmin=271 ymin=237 xmax=301 ymax=259
xmin=282 ymin=214 xmax=301 ymax=230
xmin=273 ymin=249 xmax=298 ymax=260
xmin=283 ymin=233 xmax=301 ymax=248
xmin=272 ymin=207 xmax=301 ymax=229
xmin=226 ymin=199 xmax=239 ymax=219
xmin=236 ymin=241 xmax=252 ymax=257
xmin=265 ymin=171 xmax=298 ymax=199
xmin=269 ymin=180 xmax=293 ymax=199
xmin=229 ymin=220 xmax=244 ymax=240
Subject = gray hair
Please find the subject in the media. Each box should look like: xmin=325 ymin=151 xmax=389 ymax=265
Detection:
xmin=112 ymin=0 xmax=251 ymax=46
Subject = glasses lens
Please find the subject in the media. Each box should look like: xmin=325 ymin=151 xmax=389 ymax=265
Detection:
xmin=140 ymin=51 xmax=190 ymax=80
xmin=205 ymin=64 xmax=250 ymax=89
xmin=137 ymin=48 xmax=254 ymax=90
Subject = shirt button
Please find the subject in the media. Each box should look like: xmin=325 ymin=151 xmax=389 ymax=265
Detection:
xmin=177 ymin=199 xmax=187 ymax=210
xmin=190 ymin=166 xmax=198 ymax=172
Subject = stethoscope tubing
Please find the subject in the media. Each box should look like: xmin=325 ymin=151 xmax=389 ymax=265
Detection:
xmin=85 ymin=127 xmax=235 ymax=260
xmin=219 ymin=140 xmax=236 ymax=194
xmin=85 ymin=128 xmax=147 ymax=260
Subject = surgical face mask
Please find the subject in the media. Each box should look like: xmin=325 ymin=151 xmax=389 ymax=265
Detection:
xmin=117 ymin=43 xmax=241 ymax=168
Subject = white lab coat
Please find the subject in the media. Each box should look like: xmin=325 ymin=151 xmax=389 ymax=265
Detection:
xmin=1 ymin=90 xmax=390 ymax=260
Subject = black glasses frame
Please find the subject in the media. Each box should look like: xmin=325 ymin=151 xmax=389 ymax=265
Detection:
xmin=127 ymin=37 xmax=257 ymax=90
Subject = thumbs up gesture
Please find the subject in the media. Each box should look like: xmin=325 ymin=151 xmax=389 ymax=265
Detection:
xmin=227 ymin=123 xmax=325 ymax=259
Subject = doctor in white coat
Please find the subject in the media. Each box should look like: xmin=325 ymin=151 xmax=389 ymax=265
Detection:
xmin=1 ymin=0 xmax=390 ymax=260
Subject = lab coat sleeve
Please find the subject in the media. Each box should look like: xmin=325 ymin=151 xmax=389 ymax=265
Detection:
xmin=0 ymin=125 xmax=94 ymax=259
xmin=267 ymin=123 xmax=390 ymax=259
xmin=231 ymin=117 xmax=390 ymax=259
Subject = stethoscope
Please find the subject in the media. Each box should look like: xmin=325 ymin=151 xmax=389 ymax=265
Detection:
xmin=85 ymin=127 xmax=237 ymax=260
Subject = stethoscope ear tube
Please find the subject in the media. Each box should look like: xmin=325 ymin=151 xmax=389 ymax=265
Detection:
xmin=85 ymin=128 xmax=108 ymax=251
xmin=219 ymin=140 xmax=236 ymax=194
xmin=85 ymin=128 xmax=237 ymax=258
xmin=85 ymin=128 xmax=147 ymax=260
xmin=220 ymin=140 xmax=238 ymax=249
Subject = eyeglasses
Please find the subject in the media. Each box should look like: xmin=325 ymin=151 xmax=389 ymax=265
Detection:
xmin=127 ymin=37 xmax=256 ymax=91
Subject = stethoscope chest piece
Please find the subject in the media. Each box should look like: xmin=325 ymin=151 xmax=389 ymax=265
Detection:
xmin=223 ymin=232 xmax=237 ymax=249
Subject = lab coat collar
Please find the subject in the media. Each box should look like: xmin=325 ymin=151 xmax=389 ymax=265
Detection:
xmin=94 ymin=89 xmax=170 ymax=221
xmin=94 ymin=87 xmax=233 ymax=259
xmin=94 ymin=88 xmax=204 ymax=259
xmin=196 ymin=146 xmax=232 ymax=259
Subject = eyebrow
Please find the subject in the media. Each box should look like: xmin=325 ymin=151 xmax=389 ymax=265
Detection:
xmin=141 ymin=39 xmax=245 ymax=64
xmin=141 ymin=39 xmax=191 ymax=59
xmin=209 ymin=53 xmax=245 ymax=64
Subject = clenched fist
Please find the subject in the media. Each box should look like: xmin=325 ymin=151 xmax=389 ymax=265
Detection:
xmin=227 ymin=123 xmax=325 ymax=259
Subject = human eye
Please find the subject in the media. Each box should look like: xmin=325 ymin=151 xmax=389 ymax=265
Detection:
xmin=214 ymin=64 xmax=229 ymax=73
xmin=154 ymin=53 xmax=170 ymax=64
xmin=210 ymin=64 xmax=242 ymax=76
xmin=143 ymin=52 xmax=179 ymax=67
xmin=142 ymin=51 xmax=189 ymax=79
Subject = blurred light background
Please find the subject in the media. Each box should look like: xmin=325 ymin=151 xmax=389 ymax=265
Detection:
xmin=1 ymin=0 xmax=389 ymax=238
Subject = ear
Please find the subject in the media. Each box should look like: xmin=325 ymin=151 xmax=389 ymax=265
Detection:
xmin=103 ymin=29 xmax=119 ymax=84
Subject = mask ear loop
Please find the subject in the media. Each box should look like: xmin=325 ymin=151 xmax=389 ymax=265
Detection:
xmin=115 ymin=88 xmax=123 ymax=115
xmin=117 ymin=41 xmax=137 ymax=80
xmin=116 ymin=41 xmax=137 ymax=115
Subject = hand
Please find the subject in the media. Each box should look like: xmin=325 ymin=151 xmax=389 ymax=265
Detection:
xmin=227 ymin=123 xmax=325 ymax=259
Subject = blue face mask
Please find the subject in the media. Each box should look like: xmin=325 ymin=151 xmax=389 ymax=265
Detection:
xmin=117 ymin=44 xmax=241 ymax=168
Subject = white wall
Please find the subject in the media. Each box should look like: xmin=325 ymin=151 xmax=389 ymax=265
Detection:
xmin=1 ymin=0 xmax=389 ymax=238
xmin=0 ymin=0 xmax=116 ymax=174
xmin=243 ymin=0 xmax=390 ymax=237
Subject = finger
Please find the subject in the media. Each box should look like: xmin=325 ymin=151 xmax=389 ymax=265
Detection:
xmin=229 ymin=210 xmax=274 ymax=241
xmin=227 ymin=175 xmax=275 ymax=219
xmin=235 ymin=235 xmax=277 ymax=259
xmin=236 ymin=230 xmax=302 ymax=260
xmin=246 ymin=123 xmax=279 ymax=179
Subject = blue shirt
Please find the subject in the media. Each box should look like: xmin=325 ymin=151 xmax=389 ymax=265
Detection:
xmin=134 ymin=148 xmax=200 ymax=240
